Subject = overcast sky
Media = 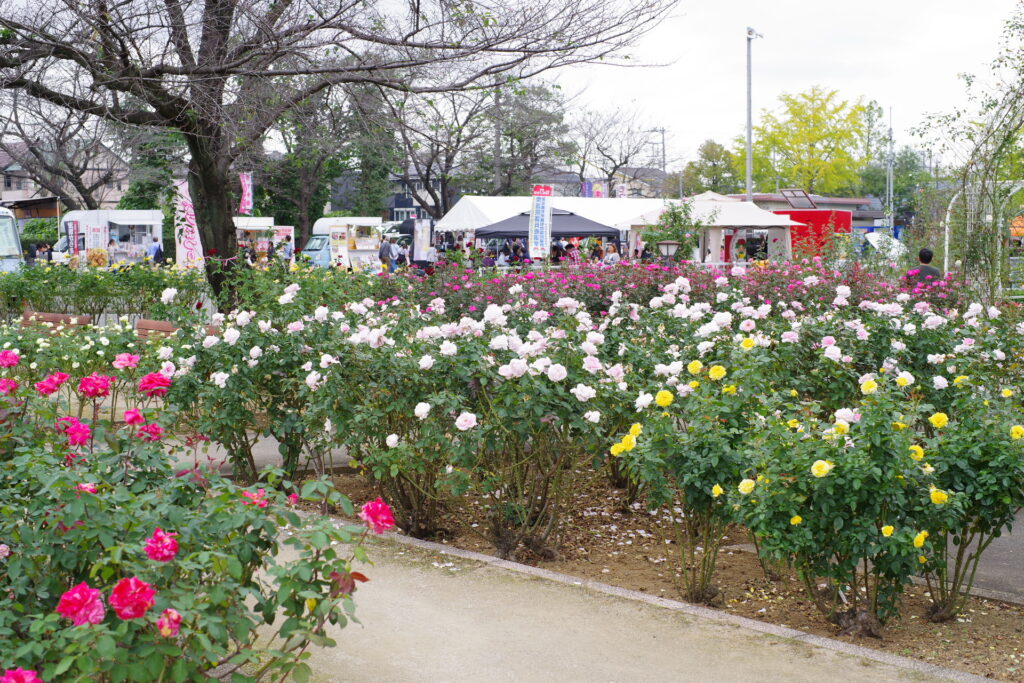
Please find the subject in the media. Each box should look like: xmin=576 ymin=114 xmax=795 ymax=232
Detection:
xmin=554 ymin=0 xmax=1020 ymax=168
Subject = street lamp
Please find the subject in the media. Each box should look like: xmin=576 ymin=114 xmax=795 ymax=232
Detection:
xmin=746 ymin=27 xmax=763 ymax=202
xmin=657 ymin=240 xmax=680 ymax=266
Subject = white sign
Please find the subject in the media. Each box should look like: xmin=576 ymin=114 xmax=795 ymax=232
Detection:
xmin=412 ymin=219 xmax=431 ymax=262
xmin=528 ymin=195 xmax=552 ymax=260
xmin=174 ymin=180 xmax=205 ymax=269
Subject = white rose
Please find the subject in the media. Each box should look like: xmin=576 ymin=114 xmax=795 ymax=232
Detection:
xmin=202 ymin=335 xmax=219 ymax=349
xmin=547 ymin=363 xmax=568 ymax=382
xmin=386 ymin=434 xmax=399 ymax=448
xmin=439 ymin=340 xmax=457 ymax=356
xmin=211 ymin=372 xmax=229 ymax=388
xmin=222 ymin=328 xmax=241 ymax=345
xmin=160 ymin=288 xmax=177 ymax=304
xmin=414 ymin=402 xmax=431 ymax=420
xmin=419 ymin=354 xmax=435 ymax=370
xmin=249 ymin=346 xmax=263 ymax=359
xmin=583 ymin=410 xmax=601 ymax=423
xmin=455 ymin=412 xmax=477 ymax=431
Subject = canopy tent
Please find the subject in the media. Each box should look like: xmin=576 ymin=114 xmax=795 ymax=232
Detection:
xmin=475 ymin=211 xmax=620 ymax=240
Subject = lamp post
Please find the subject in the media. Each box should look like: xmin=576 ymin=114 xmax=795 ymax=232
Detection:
xmin=657 ymin=240 xmax=680 ymax=267
xmin=746 ymin=27 xmax=763 ymax=201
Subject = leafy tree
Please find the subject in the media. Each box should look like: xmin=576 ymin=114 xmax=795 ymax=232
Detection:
xmin=858 ymin=146 xmax=931 ymax=223
xmin=680 ymin=140 xmax=740 ymax=196
xmin=735 ymin=86 xmax=869 ymax=194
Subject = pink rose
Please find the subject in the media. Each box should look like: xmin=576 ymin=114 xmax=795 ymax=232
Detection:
xmin=76 ymin=483 xmax=97 ymax=494
xmin=144 ymin=527 xmax=179 ymax=562
xmin=112 ymin=353 xmax=141 ymax=370
xmin=124 ymin=408 xmax=145 ymax=425
xmin=109 ymin=576 xmax=156 ymax=620
xmin=56 ymin=581 xmax=106 ymax=625
xmin=241 ymin=488 xmax=268 ymax=508
xmin=57 ymin=417 xmax=91 ymax=447
xmin=1 ymin=669 xmax=43 ymax=683
xmin=137 ymin=423 xmax=164 ymax=442
xmin=34 ymin=371 xmax=69 ymax=396
xmin=156 ymin=608 xmax=182 ymax=637
xmin=138 ymin=372 xmax=172 ymax=397
xmin=288 ymin=493 xmax=299 ymax=505
xmin=78 ymin=373 xmax=114 ymax=399
xmin=0 ymin=378 xmax=18 ymax=396
xmin=359 ymin=497 xmax=396 ymax=534
xmin=0 ymin=350 xmax=20 ymax=368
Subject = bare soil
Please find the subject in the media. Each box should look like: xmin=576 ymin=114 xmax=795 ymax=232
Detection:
xmin=329 ymin=472 xmax=1024 ymax=682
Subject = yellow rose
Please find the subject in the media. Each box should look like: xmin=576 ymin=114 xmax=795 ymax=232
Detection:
xmin=722 ymin=384 xmax=737 ymax=395
xmin=708 ymin=365 xmax=727 ymax=381
xmin=621 ymin=434 xmax=637 ymax=451
xmin=1012 ymin=425 xmax=1024 ymax=440
xmin=810 ymin=459 xmax=833 ymax=478
xmin=737 ymin=478 xmax=756 ymax=495
xmin=928 ymin=412 xmax=949 ymax=429
xmin=919 ymin=555 xmax=928 ymax=564
xmin=930 ymin=488 xmax=949 ymax=505
xmin=892 ymin=421 xmax=908 ymax=430
xmin=953 ymin=375 xmax=969 ymax=386
xmin=833 ymin=420 xmax=849 ymax=435
xmin=689 ymin=380 xmax=700 ymax=389
xmin=740 ymin=337 xmax=756 ymax=350
xmin=610 ymin=443 xmax=625 ymax=456
xmin=305 ymin=598 xmax=317 ymax=613
xmin=913 ymin=530 xmax=929 ymax=548
xmin=790 ymin=515 xmax=803 ymax=526
xmin=687 ymin=360 xmax=703 ymax=375
xmin=1002 ymin=388 xmax=1014 ymax=398
xmin=860 ymin=379 xmax=878 ymax=394
xmin=789 ymin=389 xmax=798 ymax=397
xmin=909 ymin=445 xmax=924 ymax=461
xmin=655 ymin=390 xmax=674 ymax=407
xmin=711 ymin=484 xmax=724 ymax=498
xmin=629 ymin=423 xmax=643 ymax=437
xmin=787 ymin=419 xmax=801 ymax=429
xmin=881 ymin=525 xmax=894 ymax=537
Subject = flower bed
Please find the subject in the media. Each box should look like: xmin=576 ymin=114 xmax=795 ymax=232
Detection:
xmin=1 ymin=257 xmax=1018 ymax=656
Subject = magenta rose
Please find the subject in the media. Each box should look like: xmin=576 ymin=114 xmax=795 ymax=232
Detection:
xmin=137 ymin=423 xmax=164 ymax=442
xmin=359 ymin=497 xmax=396 ymax=534
xmin=78 ymin=373 xmax=114 ymax=399
xmin=124 ymin=408 xmax=145 ymax=425
xmin=1 ymin=668 xmax=43 ymax=683
xmin=109 ymin=576 xmax=156 ymax=620
xmin=138 ymin=372 xmax=172 ymax=397
xmin=0 ymin=350 xmax=20 ymax=368
xmin=56 ymin=581 xmax=106 ymax=625
xmin=156 ymin=608 xmax=182 ymax=637
xmin=144 ymin=528 xmax=179 ymax=562
xmin=0 ymin=378 xmax=18 ymax=395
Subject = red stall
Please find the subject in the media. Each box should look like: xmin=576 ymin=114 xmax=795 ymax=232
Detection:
xmin=773 ymin=209 xmax=852 ymax=256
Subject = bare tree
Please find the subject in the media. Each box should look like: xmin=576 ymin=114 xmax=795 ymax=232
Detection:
xmin=379 ymin=89 xmax=490 ymax=219
xmin=0 ymin=92 xmax=127 ymax=210
xmin=0 ymin=0 xmax=675 ymax=294
xmin=566 ymin=108 xmax=654 ymax=196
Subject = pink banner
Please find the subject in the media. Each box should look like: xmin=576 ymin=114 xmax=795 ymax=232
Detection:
xmin=238 ymin=172 xmax=253 ymax=215
xmin=174 ymin=180 xmax=204 ymax=269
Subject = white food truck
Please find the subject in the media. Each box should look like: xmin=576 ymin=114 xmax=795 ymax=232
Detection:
xmin=303 ymin=217 xmax=382 ymax=270
xmin=55 ymin=210 xmax=164 ymax=265
xmin=0 ymin=207 xmax=24 ymax=272
xmin=233 ymin=216 xmax=295 ymax=265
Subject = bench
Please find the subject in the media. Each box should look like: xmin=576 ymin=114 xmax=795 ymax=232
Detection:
xmin=20 ymin=311 xmax=93 ymax=334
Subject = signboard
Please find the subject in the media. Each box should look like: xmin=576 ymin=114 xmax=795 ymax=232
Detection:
xmin=412 ymin=219 xmax=431 ymax=262
xmin=85 ymin=224 xmax=107 ymax=251
xmin=330 ymin=228 xmax=347 ymax=266
xmin=532 ymin=185 xmax=553 ymax=197
xmin=174 ymin=180 xmax=205 ymax=269
xmin=528 ymin=194 xmax=552 ymax=260
xmin=238 ymin=172 xmax=254 ymax=215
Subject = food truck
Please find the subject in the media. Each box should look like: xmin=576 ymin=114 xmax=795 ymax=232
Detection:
xmin=233 ymin=217 xmax=295 ymax=266
xmin=55 ymin=210 xmax=164 ymax=265
xmin=303 ymin=217 xmax=382 ymax=269
xmin=0 ymin=207 xmax=24 ymax=272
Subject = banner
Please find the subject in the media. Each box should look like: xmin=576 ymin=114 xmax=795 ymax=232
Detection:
xmin=412 ymin=219 xmax=431 ymax=262
xmin=528 ymin=186 xmax=552 ymax=260
xmin=174 ymin=179 xmax=205 ymax=269
xmin=68 ymin=221 xmax=80 ymax=255
xmin=238 ymin=172 xmax=254 ymax=215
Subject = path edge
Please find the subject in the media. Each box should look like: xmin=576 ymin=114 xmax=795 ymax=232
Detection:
xmin=368 ymin=526 xmax=995 ymax=683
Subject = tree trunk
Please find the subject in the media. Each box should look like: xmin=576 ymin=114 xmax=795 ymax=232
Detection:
xmin=186 ymin=134 xmax=238 ymax=306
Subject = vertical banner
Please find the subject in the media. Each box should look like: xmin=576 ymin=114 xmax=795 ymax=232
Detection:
xmin=238 ymin=172 xmax=254 ymax=215
xmin=412 ymin=219 xmax=431 ymax=262
xmin=85 ymin=224 xmax=106 ymax=251
xmin=528 ymin=185 xmax=553 ymax=261
xmin=174 ymin=179 xmax=205 ymax=269
xmin=68 ymin=221 xmax=80 ymax=255
xmin=581 ymin=181 xmax=593 ymax=198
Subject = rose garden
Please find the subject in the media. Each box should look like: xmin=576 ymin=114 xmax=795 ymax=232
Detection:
xmin=0 ymin=255 xmax=1020 ymax=681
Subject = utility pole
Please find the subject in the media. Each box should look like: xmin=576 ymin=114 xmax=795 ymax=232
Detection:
xmin=885 ymin=108 xmax=894 ymax=230
xmin=492 ymin=89 xmax=502 ymax=194
xmin=746 ymin=27 xmax=763 ymax=201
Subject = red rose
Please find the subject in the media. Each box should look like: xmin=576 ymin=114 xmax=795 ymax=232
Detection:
xmin=109 ymin=576 xmax=156 ymax=620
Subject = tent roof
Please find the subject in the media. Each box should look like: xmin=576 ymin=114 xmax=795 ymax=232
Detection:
xmin=475 ymin=211 xmax=620 ymax=239
xmin=436 ymin=195 xmax=802 ymax=232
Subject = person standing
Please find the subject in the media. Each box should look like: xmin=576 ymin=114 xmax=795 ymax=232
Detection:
xmin=910 ymin=247 xmax=942 ymax=283
xmin=146 ymin=237 xmax=162 ymax=261
xmin=281 ymin=235 xmax=294 ymax=261
xmin=388 ymin=237 xmax=399 ymax=272
xmin=603 ymin=244 xmax=620 ymax=266
xmin=566 ymin=242 xmax=581 ymax=267
xmin=378 ymin=238 xmax=392 ymax=272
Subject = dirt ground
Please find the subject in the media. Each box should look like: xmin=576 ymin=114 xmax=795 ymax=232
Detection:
xmin=330 ymin=472 xmax=1024 ymax=682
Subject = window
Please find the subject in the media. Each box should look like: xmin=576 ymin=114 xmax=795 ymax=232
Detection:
xmin=3 ymin=175 xmax=10 ymax=189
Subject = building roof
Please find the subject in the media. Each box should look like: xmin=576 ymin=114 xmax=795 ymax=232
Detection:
xmin=728 ymin=192 xmax=875 ymax=208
